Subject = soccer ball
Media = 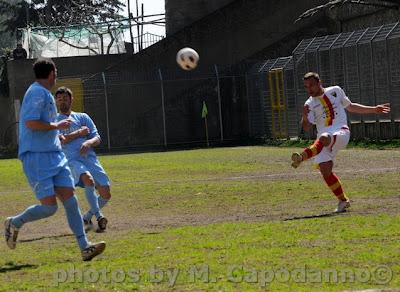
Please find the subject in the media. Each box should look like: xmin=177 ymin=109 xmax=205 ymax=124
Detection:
xmin=176 ymin=47 xmax=199 ymax=71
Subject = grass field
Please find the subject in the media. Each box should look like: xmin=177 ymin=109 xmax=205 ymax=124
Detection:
xmin=0 ymin=146 xmax=399 ymax=291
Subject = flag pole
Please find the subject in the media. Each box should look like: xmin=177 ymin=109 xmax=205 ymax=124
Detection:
xmin=202 ymin=101 xmax=209 ymax=147
xmin=205 ymin=115 xmax=209 ymax=147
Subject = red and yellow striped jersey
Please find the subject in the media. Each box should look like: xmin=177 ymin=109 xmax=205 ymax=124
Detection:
xmin=304 ymin=86 xmax=351 ymax=136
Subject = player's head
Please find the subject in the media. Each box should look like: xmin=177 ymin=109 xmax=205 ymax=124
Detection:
xmin=55 ymin=86 xmax=73 ymax=114
xmin=33 ymin=58 xmax=57 ymax=88
xmin=303 ymin=72 xmax=323 ymax=97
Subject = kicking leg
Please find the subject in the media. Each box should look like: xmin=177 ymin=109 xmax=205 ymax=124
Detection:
xmin=291 ymin=134 xmax=331 ymax=168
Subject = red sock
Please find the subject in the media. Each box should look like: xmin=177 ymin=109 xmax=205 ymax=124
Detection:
xmin=324 ymin=173 xmax=348 ymax=201
xmin=302 ymin=139 xmax=324 ymax=161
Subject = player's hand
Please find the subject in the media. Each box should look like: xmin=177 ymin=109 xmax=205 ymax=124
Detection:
xmin=80 ymin=141 xmax=91 ymax=156
xmin=78 ymin=126 xmax=90 ymax=137
xmin=56 ymin=119 xmax=72 ymax=130
xmin=302 ymin=105 xmax=310 ymax=120
xmin=375 ymin=103 xmax=390 ymax=114
xmin=59 ymin=134 xmax=66 ymax=144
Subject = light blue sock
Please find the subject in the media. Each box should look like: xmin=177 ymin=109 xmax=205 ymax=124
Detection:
xmin=98 ymin=196 xmax=109 ymax=210
xmin=83 ymin=186 xmax=102 ymax=220
xmin=62 ymin=196 xmax=89 ymax=250
xmin=83 ymin=195 xmax=110 ymax=221
xmin=12 ymin=204 xmax=58 ymax=229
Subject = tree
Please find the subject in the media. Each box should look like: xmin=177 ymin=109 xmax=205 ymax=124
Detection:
xmin=0 ymin=0 xmax=40 ymax=35
xmin=36 ymin=0 xmax=126 ymax=55
xmin=0 ymin=0 xmax=126 ymax=55
xmin=296 ymin=0 xmax=400 ymax=22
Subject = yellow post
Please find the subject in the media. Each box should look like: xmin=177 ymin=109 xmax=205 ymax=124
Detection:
xmin=52 ymin=78 xmax=84 ymax=112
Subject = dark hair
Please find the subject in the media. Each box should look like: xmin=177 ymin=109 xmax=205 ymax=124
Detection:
xmin=303 ymin=72 xmax=320 ymax=82
xmin=55 ymin=86 xmax=73 ymax=98
xmin=33 ymin=58 xmax=56 ymax=79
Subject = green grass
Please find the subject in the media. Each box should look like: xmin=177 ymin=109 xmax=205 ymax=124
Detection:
xmin=0 ymin=146 xmax=399 ymax=291
xmin=267 ymin=138 xmax=400 ymax=150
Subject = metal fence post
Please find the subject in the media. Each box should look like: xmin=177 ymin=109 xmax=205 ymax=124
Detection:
xmin=101 ymin=72 xmax=111 ymax=151
xmin=245 ymin=72 xmax=252 ymax=138
xmin=214 ymin=64 xmax=224 ymax=142
xmin=370 ymin=25 xmax=383 ymax=139
xmin=385 ymin=23 xmax=398 ymax=138
xmin=158 ymin=68 xmax=168 ymax=147
xmin=356 ymin=29 xmax=369 ymax=138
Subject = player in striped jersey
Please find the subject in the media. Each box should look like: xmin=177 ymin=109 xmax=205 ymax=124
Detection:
xmin=291 ymin=72 xmax=390 ymax=213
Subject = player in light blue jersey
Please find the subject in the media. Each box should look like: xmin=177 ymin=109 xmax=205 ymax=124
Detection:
xmin=55 ymin=87 xmax=111 ymax=233
xmin=4 ymin=59 xmax=106 ymax=261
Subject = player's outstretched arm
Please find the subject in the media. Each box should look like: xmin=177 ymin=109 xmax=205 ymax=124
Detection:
xmin=26 ymin=119 xmax=71 ymax=131
xmin=346 ymin=103 xmax=391 ymax=114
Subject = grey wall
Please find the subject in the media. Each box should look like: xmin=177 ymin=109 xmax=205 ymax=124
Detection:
xmin=165 ymin=0 xmax=234 ymax=35
xmin=0 ymin=96 xmax=16 ymax=149
xmin=8 ymin=54 xmax=127 ymax=101
xmin=7 ymin=0 xmax=400 ymax=149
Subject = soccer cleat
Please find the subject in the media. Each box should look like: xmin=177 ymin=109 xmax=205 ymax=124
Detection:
xmin=334 ymin=200 xmax=350 ymax=213
xmin=4 ymin=217 xmax=19 ymax=249
xmin=291 ymin=152 xmax=303 ymax=168
xmin=81 ymin=241 xmax=106 ymax=261
xmin=83 ymin=219 xmax=94 ymax=232
xmin=96 ymin=216 xmax=108 ymax=233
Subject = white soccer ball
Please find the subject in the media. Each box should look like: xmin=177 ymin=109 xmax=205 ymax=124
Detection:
xmin=176 ymin=47 xmax=199 ymax=71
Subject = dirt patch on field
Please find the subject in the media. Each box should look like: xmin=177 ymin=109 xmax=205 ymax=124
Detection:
xmin=12 ymin=192 xmax=400 ymax=244
xmin=4 ymin=151 xmax=399 ymax=242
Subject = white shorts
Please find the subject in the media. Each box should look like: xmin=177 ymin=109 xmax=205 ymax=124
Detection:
xmin=314 ymin=128 xmax=350 ymax=164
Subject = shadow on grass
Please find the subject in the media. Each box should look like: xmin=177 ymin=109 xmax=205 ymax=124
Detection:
xmin=0 ymin=262 xmax=38 ymax=273
xmin=19 ymin=233 xmax=73 ymax=243
xmin=283 ymin=212 xmax=343 ymax=221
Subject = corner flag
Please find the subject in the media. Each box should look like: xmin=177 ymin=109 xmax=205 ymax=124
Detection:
xmin=202 ymin=101 xmax=208 ymax=118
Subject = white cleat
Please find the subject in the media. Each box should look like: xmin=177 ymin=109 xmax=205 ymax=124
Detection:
xmin=81 ymin=241 xmax=106 ymax=261
xmin=334 ymin=200 xmax=350 ymax=213
xmin=4 ymin=217 xmax=19 ymax=249
xmin=291 ymin=152 xmax=303 ymax=168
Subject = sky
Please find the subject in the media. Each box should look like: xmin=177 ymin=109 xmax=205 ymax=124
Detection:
xmin=122 ymin=0 xmax=166 ymax=37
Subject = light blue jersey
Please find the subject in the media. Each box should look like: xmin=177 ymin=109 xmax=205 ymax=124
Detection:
xmin=18 ymin=82 xmax=61 ymax=159
xmin=57 ymin=112 xmax=100 ymax=160
xmin=57 ymin=112 xmax=110 ymax=187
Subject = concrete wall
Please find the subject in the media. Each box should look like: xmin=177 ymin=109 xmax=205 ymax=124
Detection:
xmin=328 ymin=4 xmax=400 ymax=32
xmin=8 ymin=54 xmax=126 ymax=101
xmin=165 ymin=0 xmax=234 ymax=35
xmin=8 ymin=0 xmax=400 ymax=149
xmin=4 ymin=54 xmax=126 ymax=148
xmin=0 ymin=96 xmax=16 ymax=149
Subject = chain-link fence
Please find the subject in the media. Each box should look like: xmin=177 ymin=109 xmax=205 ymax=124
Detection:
xmin=292 ymin=22 xmax=400 ymax=140
xmin=247 ymin=22 xmax=400 ymax=141
xmin=4 ymin=22 xmax=400 ymax=154
xmin=59 ymin=64 xmax=249 ymax=151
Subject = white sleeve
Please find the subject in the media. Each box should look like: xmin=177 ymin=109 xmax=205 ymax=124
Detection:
xmin=339 ymin=87 xmax=352 ymax=108
xmin=304 ymin=100 xmax=316 ymax=124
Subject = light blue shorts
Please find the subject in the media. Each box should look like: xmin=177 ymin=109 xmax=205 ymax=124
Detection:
xmin=22 ymin=152 xmax=74 ymax=200
xmin=68 ymin=155 xmax=110 ymax=188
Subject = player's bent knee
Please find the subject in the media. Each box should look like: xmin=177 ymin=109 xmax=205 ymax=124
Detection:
xmin=98 ymin=186 xmax=111 ymax=200
xmin=319 ymin=134 xmax=332 ymax=147
xmin=101 ymin=191 xmax=111 ymax=200
xmin=81 ymin=173 xmax=95 ymax=186
xmin=42 ymin=204 xmax=58 ymax=217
